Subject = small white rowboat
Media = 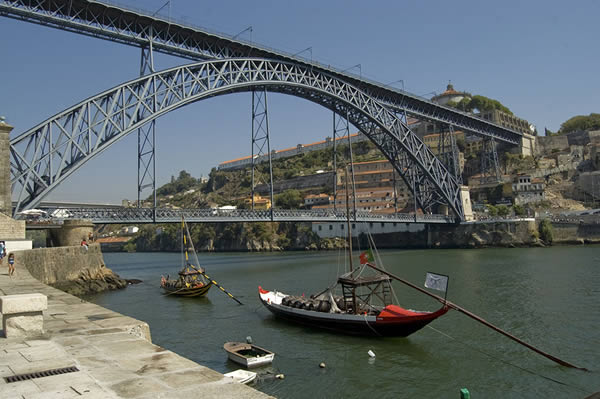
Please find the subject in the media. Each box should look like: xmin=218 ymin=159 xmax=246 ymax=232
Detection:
xmin=223 ymin=342 xmax=275 ymax=368
xmin=223 ymin=369 xmax=257 ymax=384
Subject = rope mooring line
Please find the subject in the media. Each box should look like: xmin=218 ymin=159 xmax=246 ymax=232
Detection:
xmin=426 ymin=325 xmax=593 ymax=395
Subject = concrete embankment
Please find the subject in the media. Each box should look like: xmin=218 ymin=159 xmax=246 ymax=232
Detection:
xmin=353 ymin=219 xmax=600 ymax=249
xmin=340 ymin=219 xmax=541 ymax=249
xmin=551 ymin=221 xmax=600 ymax=245
xmin=0 ymin=265 xmax=273 ymax=398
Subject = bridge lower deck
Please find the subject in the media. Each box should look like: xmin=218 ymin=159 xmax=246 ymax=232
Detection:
xmin=26 ymin=208 xmax=457 ymax=224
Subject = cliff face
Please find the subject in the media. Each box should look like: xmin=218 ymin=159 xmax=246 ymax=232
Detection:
xmin=429 ymin=220 xmax=540 ymax=248
xmin=14 ymin=244 xmax=127 ymax=296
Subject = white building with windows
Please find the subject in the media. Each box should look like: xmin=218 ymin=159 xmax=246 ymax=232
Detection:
xmin=312 ymin=221 xmax=425 ymax=238
xmin=512 ymin=175 xmax=546 ymax=205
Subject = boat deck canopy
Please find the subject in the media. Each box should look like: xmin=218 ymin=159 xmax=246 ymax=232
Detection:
xmin=338 ymin=274 xmax=391 ymax=287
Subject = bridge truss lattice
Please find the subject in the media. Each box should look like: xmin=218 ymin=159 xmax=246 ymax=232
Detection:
xmin=10 ymin=58 xmax=464 ymax=219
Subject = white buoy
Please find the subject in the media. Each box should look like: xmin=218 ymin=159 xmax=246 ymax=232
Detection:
xmin=368 ymin=350 xmax=376 ymax=358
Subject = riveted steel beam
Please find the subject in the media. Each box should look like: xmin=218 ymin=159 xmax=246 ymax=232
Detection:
xmin=10 ymin=58 xmax=464 ymax=220
xmin=1 ymin=0 xmax=522 ymax=143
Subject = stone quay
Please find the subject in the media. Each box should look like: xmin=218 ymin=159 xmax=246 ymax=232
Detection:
xmin=0 ymin=266 xmax=273 ymax=398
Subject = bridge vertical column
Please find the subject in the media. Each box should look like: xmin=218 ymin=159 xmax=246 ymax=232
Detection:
xmin=251 ymin=89 xmax=274 ymax=220
xmin=137 ymin=29 xmax=157 ymax=218
xmin=333 ymin=111 xmax=356 ymax=219
xmin=480 ymin=138 xmax=501 ymax=185
xmin=0 ymin=117 xmax=14 ymax=216
xmin=438 ymin=124 xmax=462 ymax=184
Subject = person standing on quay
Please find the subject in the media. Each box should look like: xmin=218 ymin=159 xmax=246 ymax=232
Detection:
xmin=0 ymin=241 xmax=5 ymax=265
xmin=7 ymin=253 xmax=15 ymax=277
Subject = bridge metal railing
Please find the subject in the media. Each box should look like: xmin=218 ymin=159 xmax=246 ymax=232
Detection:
xmin=34 ymin=207 xmax=457 ymax=224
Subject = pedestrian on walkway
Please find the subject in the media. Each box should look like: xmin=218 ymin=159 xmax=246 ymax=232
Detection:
xmin=0 ymin=241 xmax=5 ymax=265
xmin=7 ymin=253 xmax=15 ymax=277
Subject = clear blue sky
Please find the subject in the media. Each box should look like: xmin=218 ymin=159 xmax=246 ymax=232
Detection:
xmin=1 ymin=0 xmax=598 ymax=204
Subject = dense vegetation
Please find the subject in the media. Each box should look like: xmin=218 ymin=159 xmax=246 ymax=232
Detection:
xmin=447 ymin=94 xmax=513 ymax=115
xmin=538 ymin=219 xmax=553 ymax=244
xmin=125 ymin=221 xmax=321 ymax=252
xmin=558 ymin=113 xmax=600 ymax=135
xmin=152 ymin=139 xmax=382 ymax=210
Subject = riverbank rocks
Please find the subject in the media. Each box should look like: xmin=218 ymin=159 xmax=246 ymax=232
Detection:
xmin=50 ymin=266 xmax=127 ymax=297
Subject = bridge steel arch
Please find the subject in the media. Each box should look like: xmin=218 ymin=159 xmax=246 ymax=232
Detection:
xmin=10 ymin=58 xmax=464 ymax=219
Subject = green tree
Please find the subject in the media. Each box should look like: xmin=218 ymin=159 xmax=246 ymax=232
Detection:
xmin=496 ymin=205 xmax=510 ymax=218
xmin=513 ymin=204 xmax=526 ymax=217
xmin=469 ymin=95 xmax=512 ymax=115
xmin=539 ymin=219 xmax=553 ymax=244
xmin=558 ymin=113 xmax=600 ymax=135
xmin=156 ymin=169 xmax=198 ymax=196
xmin=446 ymin=95 xmax=512 ymax=115
xmin=275 ymin=189 xmax=303 ymax=209
xmin=123 ymin=241 xmax=136 ymax=252
xmin=486 ymin=204 xmax=498 ymax=217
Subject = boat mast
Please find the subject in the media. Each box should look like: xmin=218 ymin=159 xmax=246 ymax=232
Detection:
xmin=344 ymin=166 xmax=359 ymax=314
xmin=344 ymin=167 xmax=354 ymax=275
xmin=181 ymin=216 xmax=185 ymax=271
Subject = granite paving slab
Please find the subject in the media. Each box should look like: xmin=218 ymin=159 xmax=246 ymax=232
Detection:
xmin=0 ymin=267 xmax=274 ymax=398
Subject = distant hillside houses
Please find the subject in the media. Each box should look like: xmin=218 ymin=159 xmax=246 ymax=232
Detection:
xmin=218 ymin=132 xmax=369 ymax=170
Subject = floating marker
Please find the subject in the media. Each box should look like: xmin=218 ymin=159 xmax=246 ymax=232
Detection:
xmin=368 ymin=350 xmax=376 ymax=358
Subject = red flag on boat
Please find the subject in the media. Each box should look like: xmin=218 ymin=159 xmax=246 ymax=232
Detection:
xmin=359 ymin=249 xmax=374 ymax=264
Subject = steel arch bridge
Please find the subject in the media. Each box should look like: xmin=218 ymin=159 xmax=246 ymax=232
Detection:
xmin=10 ymin=58 xmax=464 ymax=219
xmin=0 ymin=0 xmax=522 ymax=145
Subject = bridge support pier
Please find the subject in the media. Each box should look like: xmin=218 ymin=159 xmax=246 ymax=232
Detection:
xmin=0 ymin=118 xmax=14 ymax=216
xmin=460 ymin=186 xmax=474 ymax=222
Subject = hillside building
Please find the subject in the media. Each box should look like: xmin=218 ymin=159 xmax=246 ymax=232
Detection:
xmin=431 ymin=83 xmax=471 ymax=106
xmin=304 ymin=194 xmax=332 ymax=208
xmin=245 ymin=194 xmax=271 ymax=210
xmin=512 ymin=175 xmax=546 ymax=205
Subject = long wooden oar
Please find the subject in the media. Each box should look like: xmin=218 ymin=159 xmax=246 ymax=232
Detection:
xmin=365 ymin=262 xmax=588 ymax=371
xmin=198 ymin=270 xmax=243 ymax=305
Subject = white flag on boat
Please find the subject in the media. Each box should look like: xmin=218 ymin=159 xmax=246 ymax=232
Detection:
xmin=424 ymin=272 xmax=449 ymax=292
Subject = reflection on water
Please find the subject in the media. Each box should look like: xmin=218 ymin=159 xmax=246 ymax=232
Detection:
xmin=84 ymin=247 xmax=600 ymax=398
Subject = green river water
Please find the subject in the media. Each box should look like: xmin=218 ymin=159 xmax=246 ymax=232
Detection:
xmin=87 ymin=247 xmax=600 ymax=398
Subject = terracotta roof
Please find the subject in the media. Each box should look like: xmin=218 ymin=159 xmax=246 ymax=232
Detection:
xmin=220 ymin=155 xmax=253 ymax=165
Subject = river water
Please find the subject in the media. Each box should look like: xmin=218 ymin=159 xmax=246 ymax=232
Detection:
xmin=86 ymin=247 xmax=600 ymax=398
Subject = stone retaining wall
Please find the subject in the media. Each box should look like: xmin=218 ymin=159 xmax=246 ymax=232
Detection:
xmin=14 ymin=243 xmax=106 ymax=284
xmin=427 ymin=220 xmax=539 ymax=248
xmin=551 ymin=222 xmax=600 ymax=245
xmin=0 ymin=213 xmax=26 ymax=239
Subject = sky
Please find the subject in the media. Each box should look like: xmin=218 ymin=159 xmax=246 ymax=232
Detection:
xmin=1 ymin=0 xmax=599 ymax=204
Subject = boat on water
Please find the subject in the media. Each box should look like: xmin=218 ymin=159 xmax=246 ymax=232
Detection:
xmin=160 ymin=217 xmax=212 ymax=297
xmin=223 ymin=342 xmax=275 ymax=368
xmin=259 ymin=169 xmax=449 ymax=337
xmin=223 ymin=369 xmax=257 ymax=384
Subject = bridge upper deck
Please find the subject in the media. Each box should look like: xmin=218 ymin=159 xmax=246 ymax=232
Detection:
xmin=0 ymin=0 xmax=522 ymax=144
